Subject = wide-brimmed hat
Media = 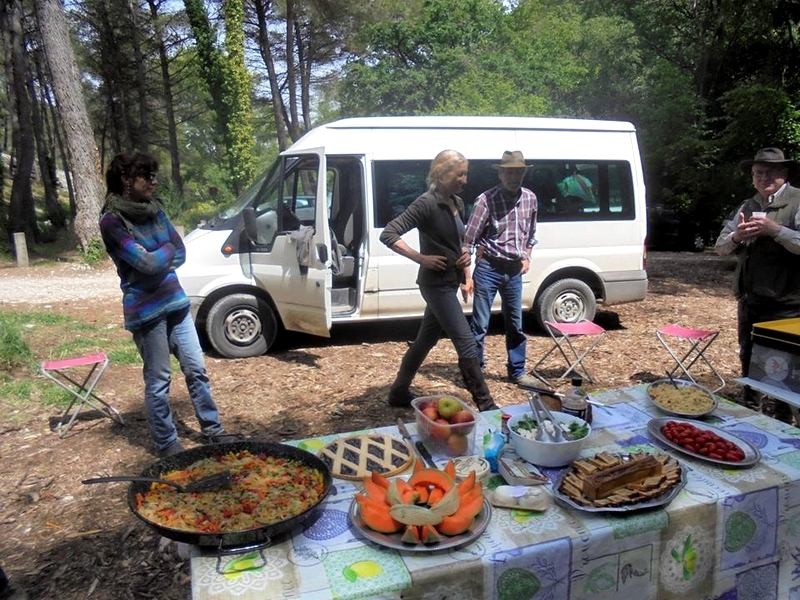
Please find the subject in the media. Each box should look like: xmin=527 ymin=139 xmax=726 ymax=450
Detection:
xmin=739 ymin=147 xmax=798 ymax=174
xmin=492 ymin=150 xmax=530 ymax=170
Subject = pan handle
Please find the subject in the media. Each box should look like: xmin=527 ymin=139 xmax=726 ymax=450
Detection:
xmin=82 ymin=476 xmax=184 ymax=491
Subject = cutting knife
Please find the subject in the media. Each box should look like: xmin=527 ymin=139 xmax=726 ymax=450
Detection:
xmin=396 ymin=418 xmax=437 ymax=468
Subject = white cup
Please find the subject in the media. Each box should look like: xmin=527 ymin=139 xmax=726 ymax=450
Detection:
xmin=751 ymin=211 xmax=767 ymax=219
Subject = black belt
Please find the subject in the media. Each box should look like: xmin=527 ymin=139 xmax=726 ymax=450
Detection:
xmin=482 ymin=255 xmax=523 ymax=272
xmin=483 ymin=254 xmax=521 ymax=265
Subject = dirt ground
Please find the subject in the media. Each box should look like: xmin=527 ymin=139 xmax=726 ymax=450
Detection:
xmin=0 ymin=250 xmax=755 ymax=599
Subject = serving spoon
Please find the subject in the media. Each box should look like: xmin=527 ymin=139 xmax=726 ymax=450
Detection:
xmin=82 ymin=471 xmax=233 ymax=493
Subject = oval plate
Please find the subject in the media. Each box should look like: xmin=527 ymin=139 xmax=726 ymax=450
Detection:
xmin=348 ymin=498 xmax=492 ymax=552
xmin=647 ymin=379 xmax=718 ymax=418
xmin=552 ymin=454 xmax=687 ymax=513
xmin=648 ymin=417 xmax=761 ymax=467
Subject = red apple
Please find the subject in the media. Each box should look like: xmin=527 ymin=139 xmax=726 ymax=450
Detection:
xmin=417 ymin=398 xmax=438 ymax=412
xmin=421 ymin=406 xmax=439 ymax=422
xmin=445 ymin=432 xmax=469 ymax=455
xmin=437 ymin=395 xmax=462 ymax=419
xmin=449 ymin=409 xmax=475 ymax=433
xmin=430 ymin=418 xmax=451 ymax=441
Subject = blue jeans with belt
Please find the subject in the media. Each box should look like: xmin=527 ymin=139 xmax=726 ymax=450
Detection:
xmin=470 ymin=258 xmax=527 ymax=379
xmin=132 ymin=307 xmax=224 ymax=452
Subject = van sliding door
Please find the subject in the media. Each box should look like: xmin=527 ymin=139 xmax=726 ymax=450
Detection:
xmin=249 ymin=150 xmax=332 ymax=337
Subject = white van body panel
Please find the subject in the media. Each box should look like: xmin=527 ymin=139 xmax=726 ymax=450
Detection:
xmin=178 ymin=116 xmax=648 ymax=357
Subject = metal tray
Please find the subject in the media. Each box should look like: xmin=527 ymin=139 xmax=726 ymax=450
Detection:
xmin=647 ymin=378 xmax=718 ymax=418
xmin=348 ymin=498 xmax=492 ymax=552
xmin=552 ymin=453 xmax=687 ymax=513
xmin=648 ymin=417 xmax=761 ymax=467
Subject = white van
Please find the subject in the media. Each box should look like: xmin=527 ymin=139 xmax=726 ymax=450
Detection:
xmin=177 ymin=116 xmax=648 ymax=358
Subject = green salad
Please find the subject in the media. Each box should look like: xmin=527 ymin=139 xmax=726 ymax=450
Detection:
xmin=513 ymin=415 xmax=590 ymax=441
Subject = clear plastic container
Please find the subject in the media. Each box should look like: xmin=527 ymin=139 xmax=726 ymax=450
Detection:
xmin=412 ymin=395 xmax=477 ymax=457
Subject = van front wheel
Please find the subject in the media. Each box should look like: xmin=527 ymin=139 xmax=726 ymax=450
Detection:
xmin=206 ymin=294 xmax=277 ymax=358
xmin=534 ymin=279 xmax=596 ymax=329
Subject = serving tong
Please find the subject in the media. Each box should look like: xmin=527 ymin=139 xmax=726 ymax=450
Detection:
xmin=526 ymin=391 xmax=564 ymax=442
xmin=82 ymin=471 xmax=233 ymax=493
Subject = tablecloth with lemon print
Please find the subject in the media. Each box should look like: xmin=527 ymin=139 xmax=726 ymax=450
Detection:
xmin=190 ymin=384 xmax=800 ymax=599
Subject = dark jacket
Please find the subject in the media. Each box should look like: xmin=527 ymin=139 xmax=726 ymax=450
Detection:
xmin=732 ymin=185 xmax=800 ymax=307
xmin=379 ymin=190 xmax=467 ymax=286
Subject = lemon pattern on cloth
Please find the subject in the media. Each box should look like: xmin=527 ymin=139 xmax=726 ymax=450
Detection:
xmin=343 ymin=560 xmax=382 ymax=582
xmin=323 ymin=546 xmax=410 ymax=597
xmin=223 ymin=552 xmax=264 ymax=579
xmin=659 ymin=525 xmax=713 ymax=593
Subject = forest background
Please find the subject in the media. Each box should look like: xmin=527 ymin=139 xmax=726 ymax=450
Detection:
xmin=1 ymin=0 xmax=800 ymax=255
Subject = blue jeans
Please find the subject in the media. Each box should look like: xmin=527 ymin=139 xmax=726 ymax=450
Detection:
xmin=132 ymin=308 xmax=224 ymax=452
xmin=470 ymin=259 xmax=527 ymax=378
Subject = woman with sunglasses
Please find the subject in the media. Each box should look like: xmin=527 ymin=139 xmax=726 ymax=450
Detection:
xmin=100 ymin=151 xmax=239 ymax=457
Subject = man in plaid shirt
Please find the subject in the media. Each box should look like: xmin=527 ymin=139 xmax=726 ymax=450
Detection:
xmin=463 ymin=151 xmax=539 ymax=388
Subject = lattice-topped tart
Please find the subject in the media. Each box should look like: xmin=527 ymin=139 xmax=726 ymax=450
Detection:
xmin=317 ymin=434 xmax=413 ymax=480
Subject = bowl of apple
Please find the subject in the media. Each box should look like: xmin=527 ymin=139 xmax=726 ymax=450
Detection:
xmin=412 ymin=394 xmax=478 ymax=457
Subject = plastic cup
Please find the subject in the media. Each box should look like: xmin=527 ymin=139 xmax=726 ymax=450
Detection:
xmin=752 ymin=211 xmax=767 ymax=219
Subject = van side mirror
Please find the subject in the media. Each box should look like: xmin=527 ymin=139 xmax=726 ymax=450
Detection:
xmin=243 ymin=207 xmax=257 ymax=242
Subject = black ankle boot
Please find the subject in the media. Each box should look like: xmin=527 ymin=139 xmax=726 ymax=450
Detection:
xmin=388 ymin=387 xmax=416 ymax=407
xmin=458 ymin=357 xmax=499 ymax=411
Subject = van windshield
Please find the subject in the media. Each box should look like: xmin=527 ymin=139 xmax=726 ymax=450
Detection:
xmin=210 ymin=160 xmax=280 ymax=224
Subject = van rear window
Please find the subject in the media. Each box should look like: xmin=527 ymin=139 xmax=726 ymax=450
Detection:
xmin=373 ymin=160 xmax=635 ymax=227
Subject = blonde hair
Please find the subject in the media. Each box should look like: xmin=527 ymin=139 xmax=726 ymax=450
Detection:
xmin=427 ymin=150 xmax=467 ymax=192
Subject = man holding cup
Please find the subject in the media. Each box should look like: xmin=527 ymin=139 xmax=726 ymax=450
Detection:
xmin=715 ymin=148 xmax=800 ymax=422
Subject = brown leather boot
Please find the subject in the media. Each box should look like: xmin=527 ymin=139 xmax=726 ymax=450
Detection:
xmin=458 ymin=357 xmax=499 ymax=412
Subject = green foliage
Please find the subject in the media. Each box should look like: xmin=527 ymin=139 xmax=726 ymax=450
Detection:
xmin=0 ymin=308 xmax=139 ymax=408
xmin=221 ymin=0 xmax=255 ymax=192
xmin=108 ymin=344 xmax=142 ymax=366
xmin=340 ymin=0 xmax=505 ymax=115
xmin=0 ymin=313 xmax=34 ymax=371
xmin=81 ymin=238 xmax=105 ymax=264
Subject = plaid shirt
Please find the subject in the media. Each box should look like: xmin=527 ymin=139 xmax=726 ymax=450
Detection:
xmin=464 ymin=185 xmax=538 ymax=261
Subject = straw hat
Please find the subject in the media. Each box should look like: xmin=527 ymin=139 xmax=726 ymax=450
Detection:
xmin=492 ymin=151 xmax=530 ymax=170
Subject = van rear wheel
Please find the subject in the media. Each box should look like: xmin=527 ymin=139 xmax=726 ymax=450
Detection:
xmin=206 ymin=293 xmax=277 ymax=358
xmin=534 ymin=278 xmax=596 ymax=329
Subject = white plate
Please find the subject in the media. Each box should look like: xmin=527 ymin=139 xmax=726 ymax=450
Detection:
xmin=348 ymin=498 xmax=492 ymax=552
xmin=648 ymin=417 xmax=761 ymax=467
xmin=552 ymin=453 xmax=686 ymax=513
xmin=647 ymin=379 xmax=718 ymax=418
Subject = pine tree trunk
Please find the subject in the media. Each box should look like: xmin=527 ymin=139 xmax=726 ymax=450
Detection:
xmin=2 ymin=0 xmax=38 ymax=245
xmin=35 ymin=0 xmax=103 ymax=251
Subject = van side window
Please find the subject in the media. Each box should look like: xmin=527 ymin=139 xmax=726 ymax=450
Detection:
xmin=281 ymin=156 xmax=319 ymax=228
xmin=372 ymin=159 xmax=635 ymax=227
xmin=373 ymin=160 xmax=429 ymax=226
xmin=245 ymin=155 xmax=320 ymax=248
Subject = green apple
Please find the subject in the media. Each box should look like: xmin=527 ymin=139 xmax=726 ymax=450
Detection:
xmin=437 ymin=395 xmax=462 ymax=419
